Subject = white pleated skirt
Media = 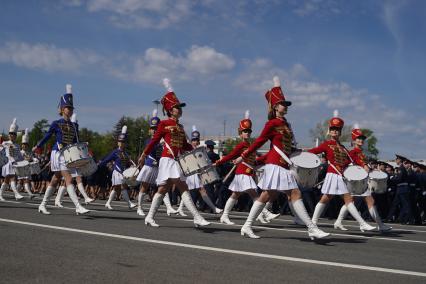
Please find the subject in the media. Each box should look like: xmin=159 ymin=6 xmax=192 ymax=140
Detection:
xmin=186 ymin=173 xmax=201 ymax=190
xmin=229 ymin=174 xmax=257 ymax=192
xmin=2 ymin=161 xmax=16 ymax=176
xmin=112 ymin=170 xmax=123 ymax=186
xmin=257 ymin=164 xmax=298 ymax=191
xmin=321 ymin=173 xmax=349 ymax=195
xmin=156 ymin=157 xmax=186 ymax=186
xmin=136 ymin=165 xmax=158 ymax=185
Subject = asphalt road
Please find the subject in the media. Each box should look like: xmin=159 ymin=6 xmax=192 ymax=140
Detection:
xmin=1 ymin=193 xmax=426 ymax=283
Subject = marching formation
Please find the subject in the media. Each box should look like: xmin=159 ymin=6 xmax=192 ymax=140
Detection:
xmin=1 ymin=77 xmax=425 ymax=241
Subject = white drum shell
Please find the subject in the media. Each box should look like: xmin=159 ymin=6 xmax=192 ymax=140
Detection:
xmin=29 ymin=160 xmax=41 ymax=175
xmin=13 ymin=161 xmax=31 ymax=177
xmin=178 ymin=147 xmax=211 ymax=176
xmin=344 ymin=165 xmax=368 ymax=195
xmin=122 ymin=167 xmax=140 ymax=187
xmin=289 ymin=152 xmax=321 ymax=188
xmin=199 ymin=166 xmax=220 ymax=186
xmin=61 ymin=143 xmax=91 ymax=168
xmin=368 ymin=170 xmax=388 ymax=194
xmin=78 ymin=158 xmax=98 ymax=177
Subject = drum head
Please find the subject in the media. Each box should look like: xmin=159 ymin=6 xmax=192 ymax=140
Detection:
xmin=15 ymin=160 xmax=29 ymax=167
xmin=344 ymin=166 xmax=368 ymax=181
xmin=369 ymin=170 xmax=388 ymax=180
xmin=290 ymin=152 xmax=320 ymax=169
xmin=123 ymin=167 xmax=139 ymax=177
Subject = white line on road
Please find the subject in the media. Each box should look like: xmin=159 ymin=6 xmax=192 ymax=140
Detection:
xmin=0 ymin=217 xmax=425 ymax=278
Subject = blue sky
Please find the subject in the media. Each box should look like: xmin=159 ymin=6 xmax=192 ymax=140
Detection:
xmin=0 ymin=0 xmax=425 ymax=159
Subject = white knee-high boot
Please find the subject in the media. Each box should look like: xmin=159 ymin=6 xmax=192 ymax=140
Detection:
xmin=241 ymin=201 xmax=266 ymax=239
xmin=181 ymin=191 xmax=210 ymax=227
xmin=293 ymin=199 xmax=330 ymax=239
xmin=220 ymin=197 xmax=237 ymax=225
xmin=105 ymin=190 xmax=116 ymax=210
xmin=289 ymin=201 xmax=305 ymax=225
xmin=334 ymin=205 xmax=349 ymax=230
xmin=346 ymin=202 xmax=375 ymax=232
xmin=312 ymin=202 xmax=326 ymax=225
xmin=55 ymin=185 xmax=66 ymax=207
xmin=77 ymin=183 xmax=94 ymax=204
xmin=38 ymin=185 xmax=55 ymax=214
xmin=177 ymin=199 xmax=187 ymax=216
xmin=67 ymin=185 xmax=89 ymax=215
xmin=163 ymin=193 xmax=178 ymax=215
xmin=0 ymin=183 xmax=7 ymax=201
xmin=10 ymin=181 xmax=24 ymax=200
xmin=145 ymin=192 xmax=164 ymax=227
xmin=201 ymin=193 xmax=222 ymax=214
xmin=121 ymin=189 xmax=136 ymax=209
xmin=137 ymin=191 xmax=145 ymax=216
xmin=369 ymin=206 xmax=392 ymax=232
xmin=24 ymin=183 xmax=35 ymax=199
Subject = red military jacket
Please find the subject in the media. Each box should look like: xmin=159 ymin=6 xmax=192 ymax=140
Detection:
xmin=216 ymin=140 xmax=256 ymax=176
xmin=309 ymin=140 xmax=351 ymax=175
xmin=143 ymin=118 xmax=192 ymax=159
xmin=242 ymin=117 xmax=294 ymax=169
xmin=349 ymin=147 xmax=367 ymax=168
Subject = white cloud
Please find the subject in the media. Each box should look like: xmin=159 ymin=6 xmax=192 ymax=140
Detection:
xmin=291 ymin=0 xmax=341 ymax=17
xmin=107 ymin=45 xmax=235 ymax=83
xmin=0 ymin=41 xmax=101 ymax=72
xmin=67 ymin=0 xmax=194 ymax=29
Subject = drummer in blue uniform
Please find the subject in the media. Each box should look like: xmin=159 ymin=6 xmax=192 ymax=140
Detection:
xmin=99 ymin=125 xmax=137 ymax=210
xmin=33 ymin=84 xmax=89 ymax=215
xmin=135 ymin=110 xmax=177 ymax=216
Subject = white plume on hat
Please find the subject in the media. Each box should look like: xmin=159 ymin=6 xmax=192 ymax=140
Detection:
xmin=163 ymin=78 xmax=173 ymax=92
xmin=71 ymin=113 xmax=77 ymax=123
xmin=273 ymin=76 xmax=281 ymax=87
xmin=66 ymin=84 xmax=72 ymax=94
xmin=333 ymin=109 xmax=339 ymax=117
xmin=121 ymin=125 xmax=127 ymax=134
xmin=22 ymin=128 xmax=29 ymax=143
xmin=245 ymin=110 xmax=250 ymax=119
xmin=152 ymin=109 xmax=158 ymax=117
xmin=192 ymin=125 xmax=197 ymax=132
xmin=9 ymin=118 xmax=18 ymax=133
xmin=353 ymin=122 xmax=360 ymax=129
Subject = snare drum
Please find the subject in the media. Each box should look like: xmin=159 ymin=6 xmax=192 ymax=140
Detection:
xmin=199 ymin=166 xmax=220 ymax=186
xmin=122 ymin=166 xmax=140 ymax=187
xmin=368 ymin=170 xmax=388 ymax=194
xmin=13 ymin=160 xmax=31 ymax=177
xmin=61 ymin=143 xmax=91 ymax=168
xmin=78 ymin=158 xmax=98 ymax=177
xmin=0 ymin=147 xmax=7 ymax=167
xmin=29 ymin=159 xmax=41 ymax=175
xmin=289 ymin=152 xmax=321 ymax=188
xmin=343 ymin=165 xmax=368 ymax=195
xmin=178 ymin=147 xmax=211 ymax=176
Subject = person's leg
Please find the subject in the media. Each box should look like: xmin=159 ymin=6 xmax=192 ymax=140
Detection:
xmin=38 ymin=173 xmax=60 ymax=214
xmin=343 ymin=194 xmax=375 ymax=231
xmin=62 ymin=171 xmax=89 ymax=215
xmin=220 ymin=192 xmax=241 ymax=225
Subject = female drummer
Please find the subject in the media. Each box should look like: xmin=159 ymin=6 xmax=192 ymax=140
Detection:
xmin=19 ymin=128 xmax=36 ymax=199
xmin=180 ymin=125 xmax=223 ymax=214
xmin=138 ymin=78 xmax=209 ymax=228
xmin=33 ymin=84 xmax=89 ymax=215
xmin=0 ymin=118 xmax=25 ymax=201
xmin=333 ymin=124 xmax=392 ymax=232
xmin=309 ymin=112 xmax=375 ymax=232
xmin=99 ymin=126 xmax=137 ymax=210
xmin=215 ymin=111 xmax=270 ymax=224
xmin=135 ymin=109 xmax=177 ymax=216
xmin=234 ymin=76 xmax=329 ymax=239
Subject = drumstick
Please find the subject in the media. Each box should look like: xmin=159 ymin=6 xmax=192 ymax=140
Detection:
xmin=222 ymin=165 xmax=237 ymax=184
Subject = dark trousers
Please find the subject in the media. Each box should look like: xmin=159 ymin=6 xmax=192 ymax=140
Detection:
xmin=387 ymin=186 xmax=412 ymax=224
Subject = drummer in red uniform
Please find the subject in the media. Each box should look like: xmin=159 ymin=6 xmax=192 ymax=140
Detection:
xmin=333 ymin=124 xmax=392 ymax=232
xmin=138 ymin=78 xmax=209 ymax=228
xmin=234 ymin=76 xmax=329 ymax=239
xmin=309 ymin=112 xmax=376 ymax=232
